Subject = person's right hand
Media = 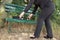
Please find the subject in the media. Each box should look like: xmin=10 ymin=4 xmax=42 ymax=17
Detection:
xmin=19 ymin=11 xmax=25 ymax=19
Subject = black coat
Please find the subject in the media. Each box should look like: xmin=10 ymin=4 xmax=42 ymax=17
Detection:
xmin=24 ymin=0 xmax=53 ymax=14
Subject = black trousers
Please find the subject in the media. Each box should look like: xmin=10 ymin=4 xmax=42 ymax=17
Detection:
xmin=34 ymin=2 xmax=55 ymax=38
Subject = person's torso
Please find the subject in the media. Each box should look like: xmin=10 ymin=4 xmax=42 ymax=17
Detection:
xmin=34 ymin=0 xmax=53 ymax=8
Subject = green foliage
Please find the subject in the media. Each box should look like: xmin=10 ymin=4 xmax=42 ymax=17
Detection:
xmin=55 ymin=0 xmax=60 ymax=10
xmin=51 ymin=0 xmax=60 ymax=25
xmin=12 ymin=0 xmax=25 ymax=6
xmin=0 ymin=4 xmax=7 ymax=27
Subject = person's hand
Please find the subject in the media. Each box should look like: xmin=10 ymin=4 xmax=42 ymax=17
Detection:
xmin=27 ymin=13 xmax=33 ymax=20
xmin=19 ymin=11 xmax=25 ymax=19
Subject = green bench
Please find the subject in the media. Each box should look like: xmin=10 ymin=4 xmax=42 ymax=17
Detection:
xmin=5 ymin=4 xmax=38 ymax=32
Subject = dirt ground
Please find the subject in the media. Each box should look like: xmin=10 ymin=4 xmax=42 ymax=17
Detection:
xmin=0 ymin=23 xmax=59 ymax=40
xmin=0 ymin=27 xmax=43 ymax=40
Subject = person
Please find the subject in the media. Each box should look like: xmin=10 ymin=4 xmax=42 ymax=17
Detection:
xmin=19 ymin=0 xmax=55 ymax=39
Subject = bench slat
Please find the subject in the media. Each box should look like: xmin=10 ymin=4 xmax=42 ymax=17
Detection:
xmin=6 ymin=18 xmax=37 ymax=24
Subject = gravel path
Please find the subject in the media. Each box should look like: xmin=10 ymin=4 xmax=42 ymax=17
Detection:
xmin=0 ymin=27 xmax=58 ymax=40
xmin=0 ymin=22 xmax=59 ymax=40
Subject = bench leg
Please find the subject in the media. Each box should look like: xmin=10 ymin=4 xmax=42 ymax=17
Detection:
xmin=8 ymin=22 xmax=13 ymax=33
xmin=0 ymin=19 xmax=5 ymax=28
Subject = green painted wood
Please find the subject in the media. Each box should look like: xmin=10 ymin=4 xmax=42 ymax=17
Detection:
xmin=5 ymin=4 xmax=38 ymax=16
xmin=6 ymin=18 xmax=37 ymax=24
xmin=5 ymin=4 xmax=32 ymax=13
xmin=5 ymin=4 xmax=38 ymax=24
xmin=5 ymin=4 xmax=25 ymax=13
xmin=4 ymin=1 xmax=38 ymax=32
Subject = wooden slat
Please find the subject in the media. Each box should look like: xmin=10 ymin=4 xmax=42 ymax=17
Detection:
xmin=6 ymin=18 xmax=37 ymax=24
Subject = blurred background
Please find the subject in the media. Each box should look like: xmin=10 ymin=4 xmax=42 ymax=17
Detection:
xmin=0 ymin=0 xmax=60 ymax=40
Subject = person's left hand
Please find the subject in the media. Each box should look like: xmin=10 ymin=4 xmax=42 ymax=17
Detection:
xmin=27 ymin=13 xmax=33 ymax=20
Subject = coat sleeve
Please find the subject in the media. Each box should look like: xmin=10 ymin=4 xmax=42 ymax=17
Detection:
xmin=24 ymin=0 xmax=34 ymax=13
xmin=32 ymin=4 xmax=38 ymax=14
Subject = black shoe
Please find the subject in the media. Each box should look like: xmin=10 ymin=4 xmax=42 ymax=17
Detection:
xmin=30 ymin=36 xmax=38 ymax=39
xmin=44 ymin=35 xmax=53 ymax=39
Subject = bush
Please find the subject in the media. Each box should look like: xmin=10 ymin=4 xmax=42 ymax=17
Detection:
xmin=0 ymin=5 xmax=7 ymax=27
